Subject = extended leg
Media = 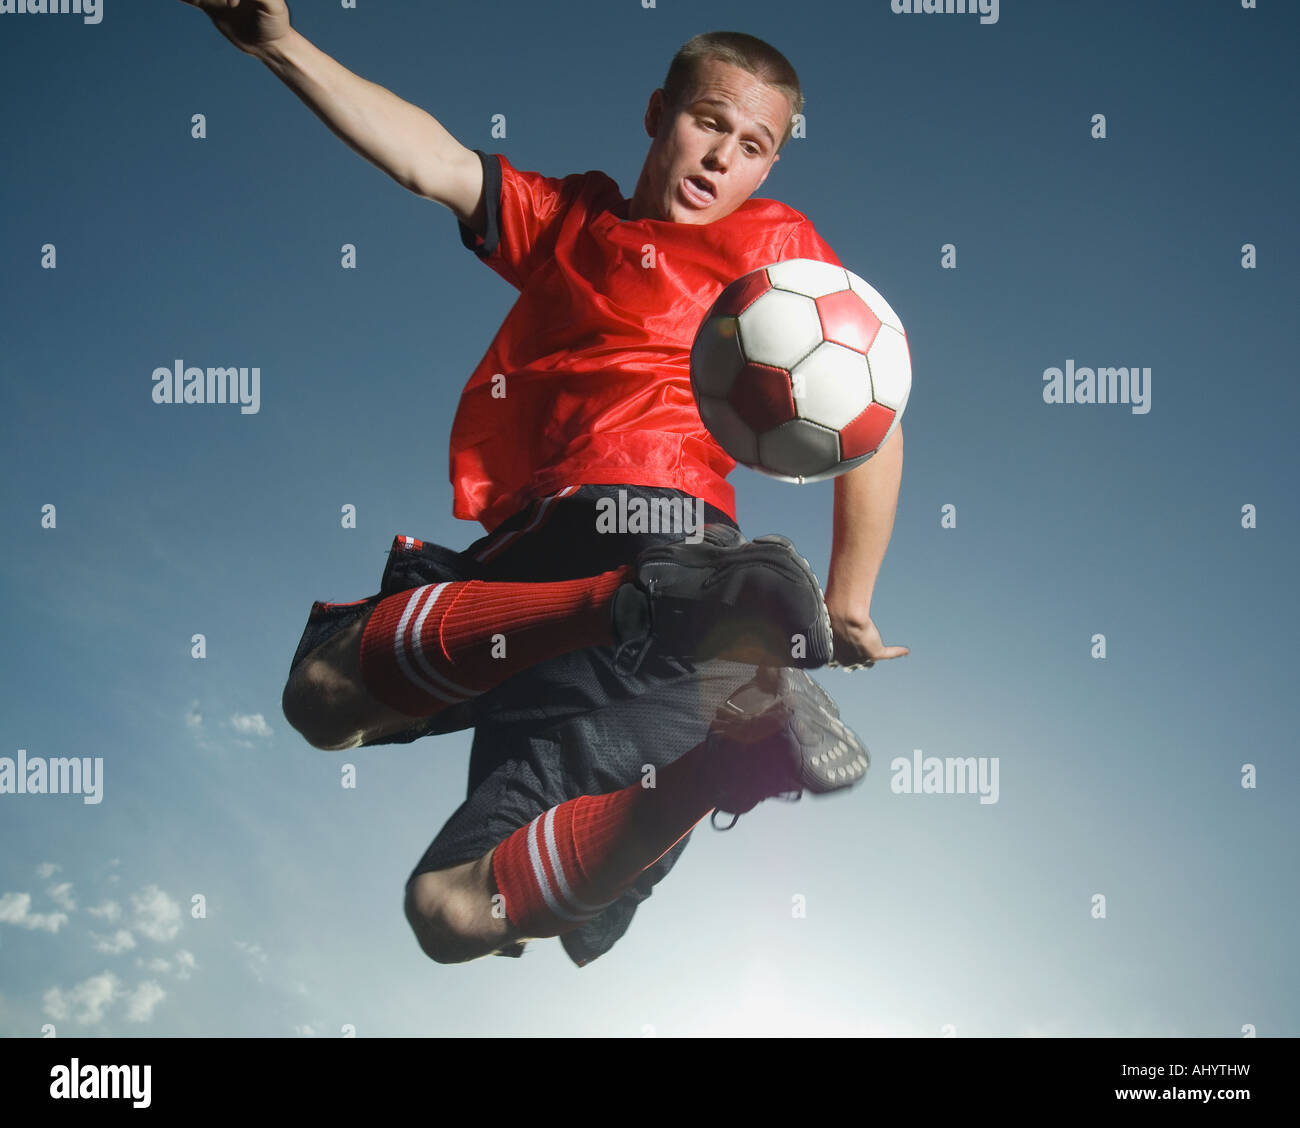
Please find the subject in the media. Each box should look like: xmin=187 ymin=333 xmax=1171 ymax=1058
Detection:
xmin=484 ymin=667 xmax=869 ymax=950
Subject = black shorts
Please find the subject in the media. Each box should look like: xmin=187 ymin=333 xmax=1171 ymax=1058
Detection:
xmin=288 ymin=484 xmax=761 ymax=967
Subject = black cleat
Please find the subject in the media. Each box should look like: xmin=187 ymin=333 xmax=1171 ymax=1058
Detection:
xmin=611 ymin=524 xmax=833 ymax=673
xmin=703 ymin=665 xmax=870 ymax=826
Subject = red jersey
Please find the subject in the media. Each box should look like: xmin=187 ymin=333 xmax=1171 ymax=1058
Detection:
xmin=451 ymin=149 xmax=844 ymax=532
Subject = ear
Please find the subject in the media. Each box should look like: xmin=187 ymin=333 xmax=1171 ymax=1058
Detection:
xmin=645 ymin=89 xmax=666 ymax=139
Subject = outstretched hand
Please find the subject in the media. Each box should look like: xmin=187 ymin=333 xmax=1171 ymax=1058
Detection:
xmin=826 ymin=604 xmax=908 ymax=670
xmin=176 ymin=0 xmax=293 ymax=57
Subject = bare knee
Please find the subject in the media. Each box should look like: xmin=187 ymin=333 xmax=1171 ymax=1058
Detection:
xmin=405 ymin=855 xmax=515 ymax=965
xmin=281 ymin=658 xmax=363 ymax=751
xmin=284 ymin=614 xmax=418 ymax=750
xmin=282 ymin=613 xmax=379 ymax=750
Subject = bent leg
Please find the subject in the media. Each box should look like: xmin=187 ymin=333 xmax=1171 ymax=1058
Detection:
xmin=405 ymin=849 xmax=527 ymax=964
xmin=282 ymin=567 xmax=634 ymax=750
xmin=282 ymin=610 xmax=416 ymax=751
xmin=357 ymin=569 xmax=629 ymax=717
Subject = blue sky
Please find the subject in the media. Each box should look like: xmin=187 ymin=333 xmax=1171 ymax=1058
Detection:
xmin=1 ymin=0 xmax=1296 ymax=1036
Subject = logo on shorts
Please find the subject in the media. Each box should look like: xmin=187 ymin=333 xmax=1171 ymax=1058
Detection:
xmin=594 ymin=489 xmax=706 ymax=544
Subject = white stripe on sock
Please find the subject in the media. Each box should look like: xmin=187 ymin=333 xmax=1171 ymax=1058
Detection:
xmin=408 ymin=582 xmax=480 ymax=699
xmin=391 ymin=586 xmax=467 ymax=706
xmin=524 ymin=813 xmax=600 ymax=923
xmin=541 ymin=805 xmax=609 ymax=917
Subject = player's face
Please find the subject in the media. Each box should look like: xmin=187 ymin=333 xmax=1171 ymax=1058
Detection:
xmin=635 ymin=59 xmax=788 ymax=224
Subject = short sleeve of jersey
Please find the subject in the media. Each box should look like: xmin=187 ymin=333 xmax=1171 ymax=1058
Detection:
xmin=456 ymin=149 xmax=584 ymax=291
xmin=777 ymin=215 xmax=845 ymax=269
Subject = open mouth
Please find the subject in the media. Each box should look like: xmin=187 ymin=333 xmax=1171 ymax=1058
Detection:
xmin=682 ymin=176 xmax=715 ymax=206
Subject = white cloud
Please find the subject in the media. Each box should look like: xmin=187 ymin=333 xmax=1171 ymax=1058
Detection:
xmin=137 ymin=950 xmax=197 ymax=981
xmin=0 ymin=892 xmax=68 ymax=934
xmin=234 ymin=940 xmax=269 ymax=983
xmin=36 ymin=862 xmax=60 ymax=880
xmin=91 ymin=929 xmax=137 ymax=955
xmin=293 ymin=1023 xmax=317 ymax=1037
xmin=130 ymin=885 xmax=181 ymax=943
xmin=185 ymin=702 xmax=203 ymax=730
xmin=42 ymin=972 xmax=121 ymax=1026
xmin=174 ymin=949 xmax=197 ymax=980
xmin=124 ymin=981 xmax=166 ymax=1023
xmin=230 ymin=713 xmax=271 ymax=738
xmin=87 ymin=900 xmax=121 ymax=922
xmin=47 ymin=882 xmax=76 ymax=912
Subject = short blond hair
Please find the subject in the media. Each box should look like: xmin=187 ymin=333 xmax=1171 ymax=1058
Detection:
xmin=661 ymin=31 xmax=803 ymax=151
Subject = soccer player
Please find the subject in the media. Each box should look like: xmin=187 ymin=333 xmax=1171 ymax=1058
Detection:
xmin=181 ymin=0 xmax=908 ymax=968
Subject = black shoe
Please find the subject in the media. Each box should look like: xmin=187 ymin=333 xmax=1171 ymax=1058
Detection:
xmin=704 ymin=665 xmax=869 ymax=826
xmin=611 ymin=525 xmax=833 ymax=674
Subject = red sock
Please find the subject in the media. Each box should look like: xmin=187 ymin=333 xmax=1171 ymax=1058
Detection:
xmin=490 ymin=741 xmax=718 ymax=938
xmin=359 ymin=568 xmax=632 ymax=716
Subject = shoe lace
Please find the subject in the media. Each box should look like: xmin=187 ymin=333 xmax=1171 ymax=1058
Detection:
xmin=612 ymin=577 xmax=656 ymax=677
xmin=612 ymin=636 xmax=650 ymax=677
xmin=710 ymin=790 xmax=801 ymax=832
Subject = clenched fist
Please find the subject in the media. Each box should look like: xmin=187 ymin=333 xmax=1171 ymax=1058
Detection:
xmin=177 ymin=0 xmax=293 ymax=58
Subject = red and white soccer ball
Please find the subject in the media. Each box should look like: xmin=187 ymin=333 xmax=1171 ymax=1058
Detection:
xmin=691 ymin=259 xmax=911 ymax=483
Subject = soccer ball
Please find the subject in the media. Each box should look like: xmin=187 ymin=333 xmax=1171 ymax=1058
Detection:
xmin=690 ymin=259 xmax=911 ymax=483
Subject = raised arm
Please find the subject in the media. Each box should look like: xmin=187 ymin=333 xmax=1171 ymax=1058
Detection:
xmin=178 ymin=0 xmax=486 ymax=235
